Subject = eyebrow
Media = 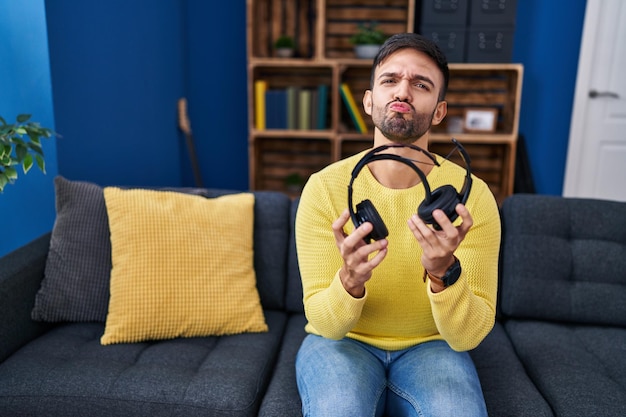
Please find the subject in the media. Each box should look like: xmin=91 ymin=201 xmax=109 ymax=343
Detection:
xmin=377 ymin=72 xmax=436 ymax=88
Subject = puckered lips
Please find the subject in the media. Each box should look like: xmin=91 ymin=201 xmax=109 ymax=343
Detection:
xmin=389 ymin=101 xmax=412 ymax=114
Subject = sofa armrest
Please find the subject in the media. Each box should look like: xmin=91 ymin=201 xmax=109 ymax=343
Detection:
xmin=0 ymin=233 xmax=52 ymax=362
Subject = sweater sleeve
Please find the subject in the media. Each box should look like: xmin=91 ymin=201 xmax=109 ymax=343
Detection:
xmin=427 ymin=180 xmax=501 ymax=351
xmin=295 ymin=172 xmax=367 ymax=339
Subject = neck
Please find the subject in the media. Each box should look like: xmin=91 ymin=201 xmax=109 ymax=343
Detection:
xmin=367 ymin=135 xmax=436 ymax=189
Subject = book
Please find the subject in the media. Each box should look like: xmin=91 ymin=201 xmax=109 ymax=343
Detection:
xmin=254 ymin=80 xmax=268 ymax=130
xmin=265 ymin=89 xmax=287 ymax=129
xmin=339 ymin=83 xmax=368 ymax=134
xmin=298 ymin=89 xmax=312 ymax=130
xmin=286 ymin=86 xmax=299 ymax=130
xmin=316 ymin=84 xmax=328 ymax=130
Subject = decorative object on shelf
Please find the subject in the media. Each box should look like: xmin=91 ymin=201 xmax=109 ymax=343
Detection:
xmin=274 ymin=35 xmax=295 ymax=58
xmin=463 ymin=108 xmax=498 ymax=133
xmin=350 ymin=22 xmax=387 ymax=59
xmin=0 ymin=114 xmax=54 ymax=192
xmin=284 ymin=172 xmax=305 ymax=193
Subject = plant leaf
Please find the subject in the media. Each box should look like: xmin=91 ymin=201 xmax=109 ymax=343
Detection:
xmin=4 ymin=166 xmax=18 ymax=181
xmin=16 ymin=114 xmax=32 ymax=123
xmin=22 ymin=154 xmax=33 ymax=174
xmin=35 ymin=154 xmax=46 ymax=173
xmin=0 ymin=172 xmax=9 ymax=192
xmin=15 ymin=144 xmax=28 ymax=162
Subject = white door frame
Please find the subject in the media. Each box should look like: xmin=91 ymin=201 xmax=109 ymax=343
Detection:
xmin=563 ymin=0 xmax=599 ymax=197
xmin=563 ymin=0 xmax=624 ymax=199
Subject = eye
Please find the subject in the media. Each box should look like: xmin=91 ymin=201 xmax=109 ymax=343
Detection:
xmin=414 ymin=82 xmax=429 ymax=90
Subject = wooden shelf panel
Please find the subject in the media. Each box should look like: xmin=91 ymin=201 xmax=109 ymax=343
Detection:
xmin=253 ymin=65 xmax=333 ymax=89
xmin=323 ymin=0 xmax=414 ymax=58
xmin=432 ymin=64 xmax=523 ymax=137
xmin=248 ymin=0 xmax=523 ymax=202
xmin=248 ymin=0 xmax=316 ymax=59
xmin=429 ymin=142 xmax=512 ymax=205
xmin=252 ymin=137 xmax=332 ymax=192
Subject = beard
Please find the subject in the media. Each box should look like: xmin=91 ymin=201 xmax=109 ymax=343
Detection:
xmin=371 ymin=100 xmax=437 ymax=144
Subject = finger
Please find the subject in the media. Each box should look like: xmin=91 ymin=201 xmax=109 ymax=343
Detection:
xmin=332 ymin=209 xmax=351 ymax=244
xmin=432 ymin=209 xmax=457 ymax=235
xmin=454 ymin=203 xmax=473 ymax=237
xmin=344 ymin=221 xmax=374 ymax=248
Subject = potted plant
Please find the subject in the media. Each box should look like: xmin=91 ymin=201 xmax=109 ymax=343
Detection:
xmin=284 ymin=172 xmax=304 ymax=194
xmin=349 ymin=22 xmax=387 ymax=59
xmin=0 ymin=114 xmax=54 ymax=192
xmin=274 ymin=35 xmax=296 ymax=58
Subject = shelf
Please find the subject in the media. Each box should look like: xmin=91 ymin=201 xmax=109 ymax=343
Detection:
xmin=247 ymin=0 xmax=523 ymax=203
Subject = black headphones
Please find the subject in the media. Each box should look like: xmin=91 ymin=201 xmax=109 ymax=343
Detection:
xmin=348 ymin=139 xmax=472 ymax=241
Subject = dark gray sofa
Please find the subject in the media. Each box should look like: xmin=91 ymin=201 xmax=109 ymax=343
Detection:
xmin=1 ymin=187 xmax=625 ymax=416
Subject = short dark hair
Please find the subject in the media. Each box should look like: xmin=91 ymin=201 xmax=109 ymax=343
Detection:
xmin=371 ymin=33 xmax=449 ymax=101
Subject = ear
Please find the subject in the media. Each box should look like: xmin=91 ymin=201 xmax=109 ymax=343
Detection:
xmin=431 ymin=101 xmax=447 ymax=126
xmin=363 ymin=90 xmax=373 ymax=116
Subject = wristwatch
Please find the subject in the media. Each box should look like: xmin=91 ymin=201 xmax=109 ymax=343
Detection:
xmin=425 ymin=257 xmax=462 ymax=288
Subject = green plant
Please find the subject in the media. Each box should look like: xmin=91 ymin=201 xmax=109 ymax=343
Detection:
xmin=284 ymin=172 xmax=304 ymax=190
xmin=274 ymin=35 xmax=295 ymax=49
xmin=349 ymin=22 xmax=387 ymax=45
xmin=0 ymin=114 xmax=54 ymax=192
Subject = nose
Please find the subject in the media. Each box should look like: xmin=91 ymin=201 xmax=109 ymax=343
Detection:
xmin=394 ymin=79 xmax=411 ymax=102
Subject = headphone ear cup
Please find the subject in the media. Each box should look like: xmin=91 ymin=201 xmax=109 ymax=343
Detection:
xmin=417 ymin=185 xmax=461 ymax=229
xmin=355 ymin=199 xmax=389 ymax=242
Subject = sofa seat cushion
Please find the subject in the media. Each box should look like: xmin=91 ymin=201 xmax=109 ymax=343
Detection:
xmin=0 ymin=311 xmax=287 ymax=417
xmin=258 ymin=314 xmax=307 ymax=417
xmin=506 ymin=319 xmax=626 ymax=416
xmin=470 ymin=322 xmax=553 ymax=417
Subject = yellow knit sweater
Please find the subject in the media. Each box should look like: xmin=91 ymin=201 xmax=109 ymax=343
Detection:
xmin=295 ymin=149 xmax=501 ymax=352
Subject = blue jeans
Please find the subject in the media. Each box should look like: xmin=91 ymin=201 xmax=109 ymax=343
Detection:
xmin=296 ymin=334 xmax=487 ymax=417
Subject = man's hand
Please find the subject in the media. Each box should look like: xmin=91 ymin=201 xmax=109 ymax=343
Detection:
xmin=408 ymin=204 xmax=472 ymax=291
xmin=332 ymin=209 xmax=388 ymax=298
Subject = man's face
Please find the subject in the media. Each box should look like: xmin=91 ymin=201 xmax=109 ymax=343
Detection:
xmin=363 ymin=49 xmax=447 ymax=143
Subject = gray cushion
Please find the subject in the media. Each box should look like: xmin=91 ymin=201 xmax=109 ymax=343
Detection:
xmin=31 ymin=177 xmax=208 ymax=323
xmin=31 ymin=177 xmax=113 ymax=322
xmin=506 ymin=320 xmax=626 ymax=416
xmin=500 ymin=194 xmax=626 ymax=325
xmin=0 ymin=311 xmax=287 ymax=417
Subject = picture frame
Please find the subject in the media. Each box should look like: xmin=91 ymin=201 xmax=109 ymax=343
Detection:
xmin=463 ymin=108 xmax=498 ymax=133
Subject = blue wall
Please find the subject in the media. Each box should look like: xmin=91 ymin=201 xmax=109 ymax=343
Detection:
xmin=184 ymin=0 xmax=249 ymax=190
xmin=0 ymin=0 xmax=58 ymax=257
xmin=0 ymin=0 xmax=588 ymax=256
xmin=45 ymin=0 xmax=249 ymax=190
xmin=45 ymin=0 xmax=186 ymax=187
xmin=512 ymin=0 xmax=587 ymax=195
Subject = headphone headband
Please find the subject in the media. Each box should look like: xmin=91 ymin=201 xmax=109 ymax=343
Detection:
xmin=348 ymin=139 xmax=473 ymax=239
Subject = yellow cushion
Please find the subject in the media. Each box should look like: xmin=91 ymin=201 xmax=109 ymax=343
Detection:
xmin=101 ymin=188 xmax=267 ymax=345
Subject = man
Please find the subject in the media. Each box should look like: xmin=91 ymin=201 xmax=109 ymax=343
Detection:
xmin=294 ymin=33 xmax=501 ymax=416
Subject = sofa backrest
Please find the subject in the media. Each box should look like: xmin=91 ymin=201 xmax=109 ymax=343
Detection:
xmin=500 ymin=194 xmax=626 ymax=326
xmin=286 ymin=197 xmax=304 ymax=314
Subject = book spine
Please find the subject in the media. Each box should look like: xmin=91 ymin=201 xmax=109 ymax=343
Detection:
xmin=265 ymin=89 xmax=288 ymax=129
xmin=286 ymin=86 xmax=299 ymax=130
xmin=298 ymin=89 xmax=312 ymax=130
xmin=316 ymin=84 xmax=328 ymax=130
xmin=339 ymin=83 xmax=368 ymax=134
xmin=254 ymin=80 xmax=268 ymax=130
